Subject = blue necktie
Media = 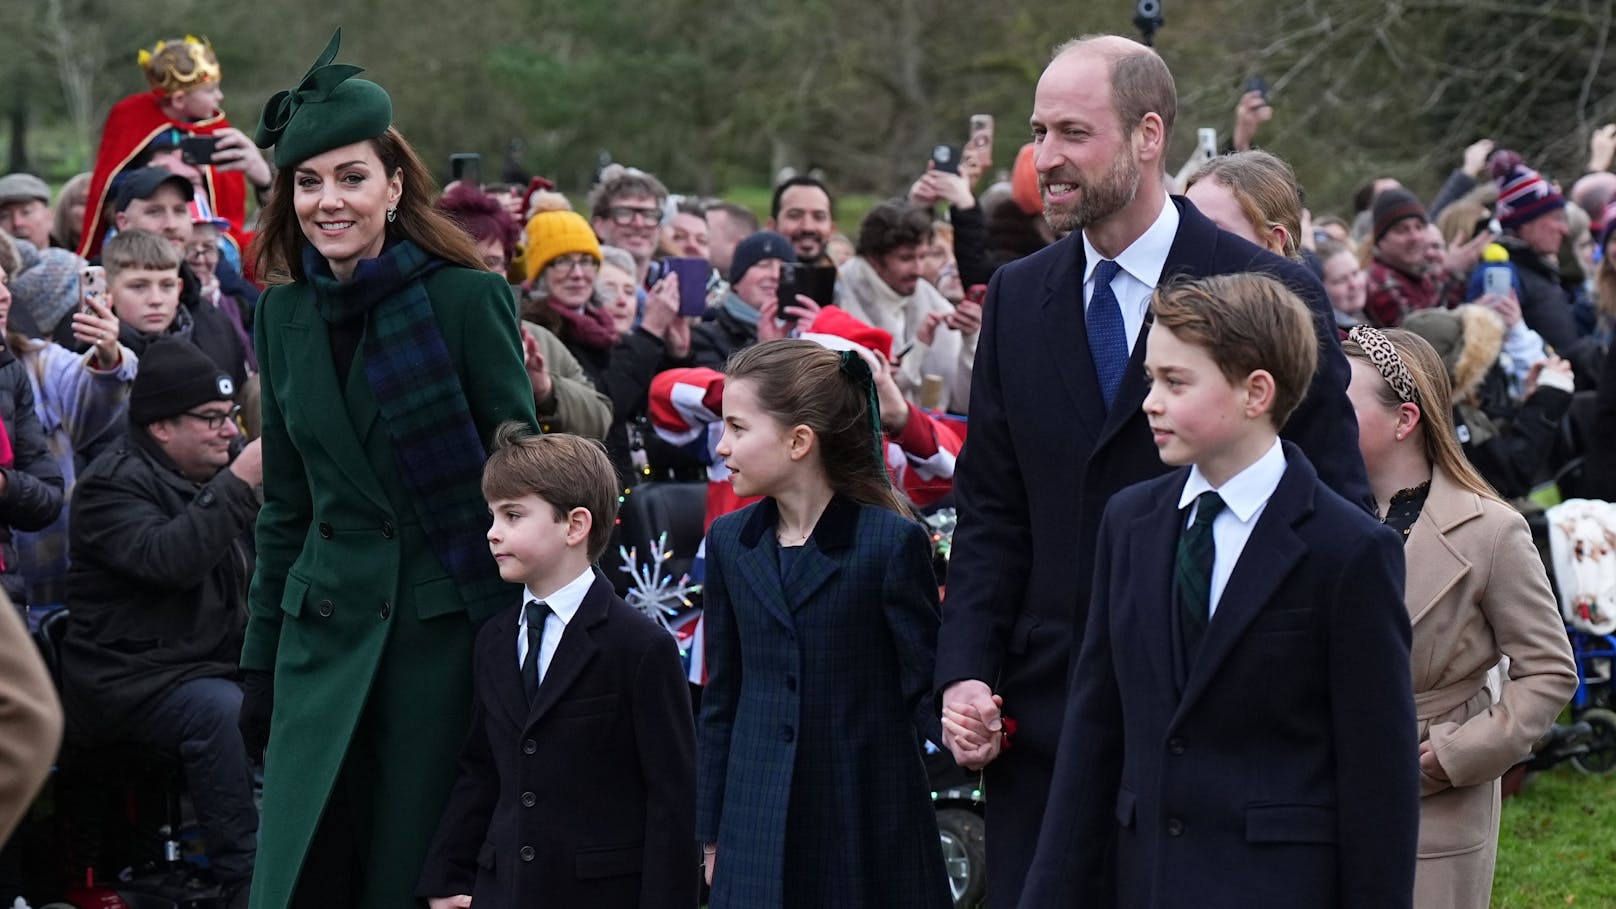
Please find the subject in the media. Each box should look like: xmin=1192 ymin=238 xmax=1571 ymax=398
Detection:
xmin=1087 ymin=259 xmax=1128 ymax=409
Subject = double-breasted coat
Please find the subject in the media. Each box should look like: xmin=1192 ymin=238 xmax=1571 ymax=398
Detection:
xmin=1405 ymin=469 xmax=1577 ymax=909
xmin=697 ymin=497 xmax=950 ymax=909
xmin=243 ymin=266 xmax=536 ymax=909
xmin=1021 ymin=447 xmax=1420 ymax=908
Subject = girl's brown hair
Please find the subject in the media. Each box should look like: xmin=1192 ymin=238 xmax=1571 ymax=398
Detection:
xmin=1187 ymin=150 xmax=1304 ymax=260
xmin=251 ymin=126 xmax=485 ymax=284
xmin=1341 ymin=328 xmax=1504 ymax=503
xmin=724 ymin=339 xmax=909 ymax=516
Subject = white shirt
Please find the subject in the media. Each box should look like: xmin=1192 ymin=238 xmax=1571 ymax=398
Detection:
xmin=1176 ymin=438 xmax=1287 ymax=617
xmin=1081 ymin=192 xmax=1180 ymax=352
xmin=516 ymin=567 xmax=594 ymax=685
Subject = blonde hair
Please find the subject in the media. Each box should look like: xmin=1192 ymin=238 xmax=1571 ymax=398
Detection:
xmin=103 ymin=228 xmax=181 ymax=281
xmin=1186 ymin=151 xmax=1303 ymax=259
xmin=1341 ymin=329 xmax=1503 ymax=503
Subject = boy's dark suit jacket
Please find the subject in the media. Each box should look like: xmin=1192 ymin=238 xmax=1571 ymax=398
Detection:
xmin=1020 ymin=443 xmax=1418 ymax=909
xmin=417 ymin=571 xmax=697 ymax=909
xmin=935 ymin=196 xmax=1372 ymax=907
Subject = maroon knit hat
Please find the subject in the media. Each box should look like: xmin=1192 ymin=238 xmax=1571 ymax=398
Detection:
xmin=1492 ymin=150 xmax=1566 ymax=230
xmin=1371 ymin=187 xmax=1427 ymax=242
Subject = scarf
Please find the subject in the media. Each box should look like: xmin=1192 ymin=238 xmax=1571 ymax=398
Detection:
xmin=548 ymin=299 xmax=621 ymax=351
xmin=303 ymin=242 xmax=506 ymax=606
xmin=721 ymin=292 xmax=761 ymax=328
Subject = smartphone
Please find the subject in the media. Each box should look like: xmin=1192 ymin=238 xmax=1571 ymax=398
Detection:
xmin=778 ymin=264 xmax=838 ymax=323
xmin=1196 ymin=127 xmax=1218 ymax=159
xmin=80 ymin=265 xmax=106 ymax=312
xmin=664 ymin=257 xmax=710 ymax=317
xmin=449 ymin=152 xmax=482 ymax=186
xmin=179 ymin=135 xmax=219 ymax=167
xmin=1244 ymin=74 xmax=1270 ymax=102
xmin=930 ymin=144 xmax=962 ymax=175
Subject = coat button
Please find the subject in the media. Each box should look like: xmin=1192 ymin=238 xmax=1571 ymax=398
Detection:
xmin=319 ymin=522 xmax=333 ymax=538
xmin=317 ymin=599 xmax=333 ymax=617
xmin=1166 ymin=818 xmax=1184 ymax=836
xmin=381 ymin=521 xmax=394 ymax=539
xmin=521 ymin=791 xmax=536 ymax=808
xmin=379 ymin=601 xmax=391 ymax=620
xmin=780 ymin=725 xmax=795 ymax=743
xmin=785 ymin=676 xmax=797 ymax=693
xmin=519 ymin=845 xmax=535 ymax=862
xmin=523 ymin=739 xmax=537 ymax=755
xmin=1167 ymin=737 xmax=1185 ymax=755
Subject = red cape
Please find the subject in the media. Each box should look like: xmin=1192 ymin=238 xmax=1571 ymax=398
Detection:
xmin=79 ymin=92 xmax=251 ymax=263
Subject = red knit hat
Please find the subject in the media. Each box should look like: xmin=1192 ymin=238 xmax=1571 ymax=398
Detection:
xmin=801 ymin=306 xmax=895 ymax=360
xmin=1492 ymin=150 xmax=1566 ymax=230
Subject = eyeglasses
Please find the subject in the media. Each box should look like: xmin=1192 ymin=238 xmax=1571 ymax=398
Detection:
xmin=606 ymin=206 xmax=660 ymax=227
xmin=185 ymin=244 xmax=220 ymax=263
xmin=182 ymin=404 xmax=241 ymax=430
xmin=548 ymin=254 xmax=599 ymax=275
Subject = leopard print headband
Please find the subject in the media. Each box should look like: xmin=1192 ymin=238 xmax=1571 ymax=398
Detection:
xmin=1348 ymin=326 xmax=1418 ymax=405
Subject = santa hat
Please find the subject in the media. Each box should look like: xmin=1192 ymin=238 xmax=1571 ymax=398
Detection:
xmin=1492 ymin=150 xmax=1566 ymax=230
xmin=800 ymin=306 xmax=894 ymax=360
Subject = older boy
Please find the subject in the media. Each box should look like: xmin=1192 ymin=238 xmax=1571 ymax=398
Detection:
xmin=419 ymin=427 xmax=696 ymax=909
xmin=1020 ymin=273 xmax=1419 ymax=908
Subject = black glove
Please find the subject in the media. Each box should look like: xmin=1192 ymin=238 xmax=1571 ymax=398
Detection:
xmin=239 ymin=669 xmax=274 ymax=763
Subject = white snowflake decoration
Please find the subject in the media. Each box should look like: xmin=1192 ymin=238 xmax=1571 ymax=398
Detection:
xmin=618 ymin=531 xmax=701 ymax=634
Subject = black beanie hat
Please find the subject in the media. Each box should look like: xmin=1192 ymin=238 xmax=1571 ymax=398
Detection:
xmin=130 ymin=339 xmax=236 ymax=426
xmin=729 ymin=230 xmax=797 ymax=284
xmin=1371 ymin=187 xmax=1427 ymax=242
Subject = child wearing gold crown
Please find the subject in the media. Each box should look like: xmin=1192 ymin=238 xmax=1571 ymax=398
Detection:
xmin=79 ymin=36 xmax=270 ymax=266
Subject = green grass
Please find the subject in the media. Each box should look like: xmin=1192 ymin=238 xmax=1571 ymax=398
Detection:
xmin=1493 ymin=768 xmax=1616 ymax=907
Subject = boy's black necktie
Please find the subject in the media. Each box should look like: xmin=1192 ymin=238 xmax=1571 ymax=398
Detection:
xmin=1176 ymin=492 xmax=1226 ymax=676
xmin=522 ymin=600 xmax=550 ymax=702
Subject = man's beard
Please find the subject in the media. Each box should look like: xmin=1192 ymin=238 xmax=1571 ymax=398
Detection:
xmin=1042 ymin=150 xmax=1141 ymax=235
xmin=791 ymin=231 xmax=825 ymax=260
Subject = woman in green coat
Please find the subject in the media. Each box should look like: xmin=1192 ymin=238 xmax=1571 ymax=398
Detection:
xmin=239 ymin=32 xmax=537 ymax=908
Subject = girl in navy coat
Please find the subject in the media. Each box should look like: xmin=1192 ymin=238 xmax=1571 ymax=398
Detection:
xmin=696 ymin=339 xmax=949 ymax=909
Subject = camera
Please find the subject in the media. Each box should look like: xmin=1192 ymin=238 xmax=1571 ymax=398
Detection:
xmin=1135 ymin=0 xmax=1164 ymax=43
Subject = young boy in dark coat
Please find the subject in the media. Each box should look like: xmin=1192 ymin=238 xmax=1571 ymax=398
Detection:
xmin=1020 ymin=274 xmax=1420 ymax=908
xmin=418 ymin=426 xmax=697 ymax=909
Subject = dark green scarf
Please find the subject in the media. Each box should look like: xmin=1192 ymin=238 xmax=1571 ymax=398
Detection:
xmin=305 ymin=242 xmax=506 ymax=608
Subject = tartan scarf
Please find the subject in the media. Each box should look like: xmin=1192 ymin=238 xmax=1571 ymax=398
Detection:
xmin=304 ymin=241 xmax=504 ymax=605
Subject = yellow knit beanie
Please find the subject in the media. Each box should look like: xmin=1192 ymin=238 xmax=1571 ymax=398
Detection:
xmin=523 ymin=192 xmax=602 ymax=282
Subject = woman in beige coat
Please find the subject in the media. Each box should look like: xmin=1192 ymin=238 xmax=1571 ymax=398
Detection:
xmin=1344 ymin=326 xmax=1577 ymax=909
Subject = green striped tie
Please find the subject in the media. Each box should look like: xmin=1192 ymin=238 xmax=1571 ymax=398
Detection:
xmin=1177 ymin=491 xmax=1227 ymax=672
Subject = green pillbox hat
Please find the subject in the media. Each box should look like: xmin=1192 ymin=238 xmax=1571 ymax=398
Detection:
xmin=254 ymin=29 xmax=393 ymax=168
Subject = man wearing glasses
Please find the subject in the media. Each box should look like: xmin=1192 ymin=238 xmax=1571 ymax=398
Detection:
xmin=59 ymin=338 xmax=263 ymax=907
xmin=588 ymin=166 xmax=670 ymax=285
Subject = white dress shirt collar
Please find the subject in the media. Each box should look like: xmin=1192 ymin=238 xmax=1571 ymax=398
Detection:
xmin=1178 ymin=437 xmax=1287 ymax=522
xmin=521 ymin=567 xmax=594 ymax=630
xmin=1081 ymin=191 xmax=1180 ymax=289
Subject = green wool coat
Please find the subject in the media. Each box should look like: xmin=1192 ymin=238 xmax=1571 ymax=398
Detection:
xmin=242 ymin=266 xmax=537 ymax=909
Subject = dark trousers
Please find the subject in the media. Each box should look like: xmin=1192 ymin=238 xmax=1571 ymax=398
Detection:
xmin=129 ymin=677 xmax=258 ymax=886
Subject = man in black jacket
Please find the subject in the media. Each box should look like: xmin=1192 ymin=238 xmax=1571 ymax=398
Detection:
xmin=60 ymin=339 xmax=261 ymax=905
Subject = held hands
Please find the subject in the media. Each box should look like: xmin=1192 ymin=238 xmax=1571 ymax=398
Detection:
xmin=522 ymin=330 xmax=554 ymax=404
xmin=1525 ymin=355 xmax=1575 ymax=397
xmin=1476 ymin=291 xmax=1521 ymax=328
xmin=640 ymin=273 xmax=681 ymax=340
xmin=428 ymin=897 xmax=473 ymax=909
xmin=756 ymin=294 xmax=822 ymax=342
xmin=941 ymin=679 xmax=1005 ymax=771
xmin=71 ymin=293 xmax=122 ymax=369
xmin=210 ymin=127 xmax=274 ymax=190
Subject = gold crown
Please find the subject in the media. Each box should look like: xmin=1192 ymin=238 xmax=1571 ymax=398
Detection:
xmin=138 ymin=35 xmax=221 ymax=96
